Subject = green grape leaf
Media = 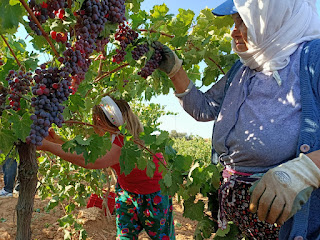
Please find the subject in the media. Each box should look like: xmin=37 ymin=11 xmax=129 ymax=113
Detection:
xmin=213 ymin=223 xmax=240 ymax=239
xmin=155 ymin=131 xmax=169 ymax=145
xmin=0 ymin=0 xmax=24 ymax=34
xmin=146 ymin=158 xmax=156 ymax=178
xmin=183 ymin=197 xmax=205 ymax=221
xmin=163 ymin=171 xmax=172 ymax=187
xmin=137 ymin=153 xmax=147 ymax=170
xmin=173 ymin=155 xmax=193 ymax=172
xmin=119 ymin=142 xmax=141 ymax=175
xmin=150 ymin=4 xmax=169 ymax=20
xmin=0 ymin=129 xmax=17 ymax=155
xmin=165 ymin=145 xmax=177 ymax=156
xmin=215 ymin=223 xmax=231 ymax=237
xmin=131 ymin=10 xmax=147 ymax=29
xmin=74 ymin=135 xmax=91 ymax=146
xmin=11 ymin=113 xmax=32 ymax=141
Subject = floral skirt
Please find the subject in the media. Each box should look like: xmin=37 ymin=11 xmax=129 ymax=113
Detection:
xmin=219 ymin=174 xmax=281 ymax=240
xmin=115 ymin=185 xmax=175 ymax=240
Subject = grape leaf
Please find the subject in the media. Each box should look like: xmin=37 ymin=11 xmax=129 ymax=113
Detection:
xmin=0 ymin=0 xmax=24 ymax=34
xmin=183 ymin=197 xmax=205 ymax=221
xmin=11 ymin=113 xmax=32 ymax=141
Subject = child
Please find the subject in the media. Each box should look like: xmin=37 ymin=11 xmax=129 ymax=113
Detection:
xmin=37 ymin=96 xmax=175 ymax=240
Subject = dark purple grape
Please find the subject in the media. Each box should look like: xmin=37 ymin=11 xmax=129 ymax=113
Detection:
xmin=138 ymin=44 xmax=163 ymax=79
xmin=132 ymin=43 xmax=150 ymax=60
xmin=5 ymin=70 xmax=32 ymax=111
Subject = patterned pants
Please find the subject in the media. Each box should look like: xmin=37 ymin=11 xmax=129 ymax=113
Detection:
xmin=115 ymin=186 xmax=175 ymax=240
xmin=221 ymin=180 xmax=281 ymax=240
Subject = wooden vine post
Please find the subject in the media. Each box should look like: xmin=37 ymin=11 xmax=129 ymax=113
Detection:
xmin=16 ymin=143 xmax=38 ymax=240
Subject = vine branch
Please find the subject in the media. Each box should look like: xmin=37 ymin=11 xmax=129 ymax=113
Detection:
xmin=1 ymin=34 xmax=21 ymax=68
xmin=97 ymin=56 xmax=104 ymax=78
xmin=64 ymin=120 xmax=118 ymax=134
xmin=208 ymin=57 xmax=225 ymax=75
xmin=94 ymin=63 xmax=130 ymax=83
xmin=19 ymin=0 xmax=59 ymax=58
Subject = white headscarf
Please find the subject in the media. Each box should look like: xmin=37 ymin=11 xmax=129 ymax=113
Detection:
xmin=233 ymin=0 xmax=320 ymax=74
xmin=100 ymin=96 xmax=124 ymax=127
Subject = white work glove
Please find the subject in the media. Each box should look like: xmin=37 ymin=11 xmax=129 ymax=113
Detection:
xmin=249 ymin=153 xmax=320 ymax=225
xmin=152 ymin=41 xmax=183 ymax=78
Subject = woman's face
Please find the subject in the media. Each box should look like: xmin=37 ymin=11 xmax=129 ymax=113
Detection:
xmin=231 ymin=13 xmax=249 ymax=52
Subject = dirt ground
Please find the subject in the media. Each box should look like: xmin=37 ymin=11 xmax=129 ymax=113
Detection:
xmin=0 ymin=173 xmax=199 ymax=240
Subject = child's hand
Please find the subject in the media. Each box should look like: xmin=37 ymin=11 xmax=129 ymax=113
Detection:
xmin=46 ymin=128 xmax=64 ymax=144
xmin=36 ymin=138 xmax=51 ymax=151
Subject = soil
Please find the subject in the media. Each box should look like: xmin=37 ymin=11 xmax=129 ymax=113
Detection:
xmin=0 ymin=173 xmax=199 ymax=240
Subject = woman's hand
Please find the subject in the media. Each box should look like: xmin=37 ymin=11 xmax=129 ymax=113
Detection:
xmin=153 ymin=41 xmax=183 ymax=78
xmin=151 ymin=42 xmax=190 ymax=94
xmin=249 ymin=153 xmax=320 ymax=225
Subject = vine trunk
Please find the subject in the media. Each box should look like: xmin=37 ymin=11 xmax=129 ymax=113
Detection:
xmin=16 ymin=143 xmax=38 ymax=240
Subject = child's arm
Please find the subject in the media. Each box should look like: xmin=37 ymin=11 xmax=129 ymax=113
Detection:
xmin=47 ymin=127 xmax=65 ymax=144
xmin=37 ymin=138 xmax=121 ymax=169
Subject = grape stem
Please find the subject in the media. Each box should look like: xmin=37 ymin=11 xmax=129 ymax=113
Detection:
xmin=86 ymin=63 xmax=130 ymax=98
xmin=94 ymin=63 xmax=130 ymax=83
xmin=16 ymin=92 xmax=31 ymax=102
xmin=208 ymin=57 xmax=225 ymax=75
xmin=97 ymin=57 xmax=103 ymax=78
xmin=19 ymin=0 xmax=59 ymax=58
xmin=0 ymin=34 xmax=21 ymax=68
xmin=138 ymin=29 xmax=174 ymax=39
xmin=64 ymin=120 xmax=168 ymax=169
xmin=101 ymin=89 xmax=117 ymax=97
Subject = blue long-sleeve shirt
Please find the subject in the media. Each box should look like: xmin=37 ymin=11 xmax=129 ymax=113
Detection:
xmin=178 ymin=43 xmax=305 ymax=173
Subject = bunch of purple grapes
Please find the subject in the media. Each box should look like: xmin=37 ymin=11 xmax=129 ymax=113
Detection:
xmin=0 ymin=86 xmax=8 ymax=111
xmin=74 ymin=0 xmax=109 ymax=42
xmin=28 ymin=0 xmax=66 ymax=35
xmin=27 ymin=64 xmax=72 ymax=146
xmin=67 ymin=0 xmax=112 ymax=88
xmin=60 ymin=41 xmax=92 ymax=89
xmin=138 ymin=44 xmax=163 ymax=79
xmin=112 ymin=22 xmax=138 ymax=63
xmin=5 ymin=70 xmax=32 ymax=111
xmin=107 ymin=0 xmax=126 ymax=23
xmin=131 ymin=43 xmax=149 ymax=60
xmin=46 ymin=0 xmax=67 ymax=15
xmin=95 ymin=37 xmax=110 ymax=53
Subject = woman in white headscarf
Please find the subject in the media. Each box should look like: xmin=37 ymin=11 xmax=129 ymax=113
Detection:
xmin=156 ymin=0 xmax=320 ymax=239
